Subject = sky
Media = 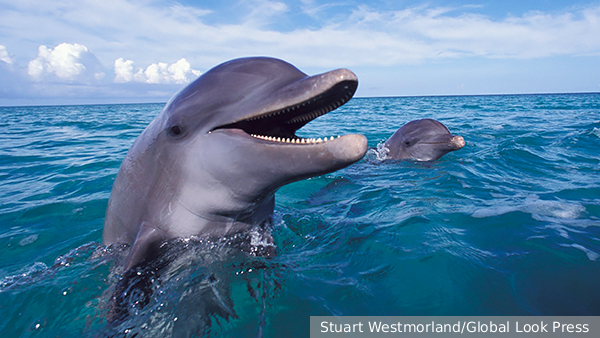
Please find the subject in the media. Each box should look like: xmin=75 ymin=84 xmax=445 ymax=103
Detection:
xmin=1 ymin=0 xmax=600 ymax=106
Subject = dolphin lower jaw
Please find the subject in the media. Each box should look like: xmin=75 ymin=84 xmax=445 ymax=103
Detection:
xmin=200 ymin=129 xmax=367 ymax=192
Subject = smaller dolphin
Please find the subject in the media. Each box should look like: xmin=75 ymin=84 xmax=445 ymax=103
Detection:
xmin=383 ymin=119 xmax=465 ymax=161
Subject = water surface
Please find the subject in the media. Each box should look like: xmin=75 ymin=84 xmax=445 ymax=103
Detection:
xmin=1 ymin=94 xmax=599 ymax=337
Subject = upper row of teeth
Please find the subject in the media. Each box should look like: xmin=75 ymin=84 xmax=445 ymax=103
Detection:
xmin=246 ymin=93 xmax=351 ymax=123
xmin=250 ymin=135 xmax=340 ymax=144
xmin=286 ymin=97 xmax=349 ymax=125
xmin=286 ymin=107 xmax=328 ymax=125
xmin=246 ymin=98 xmax=316 ymax=122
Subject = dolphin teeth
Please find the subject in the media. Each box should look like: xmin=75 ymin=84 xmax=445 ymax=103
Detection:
xmin=330 ymin=136 xmax=334 ymax=141
xmin=317 ymin=138 xmax=322 ymax=143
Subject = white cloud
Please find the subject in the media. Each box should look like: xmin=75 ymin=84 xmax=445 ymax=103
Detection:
xmin=2 ymin=1 xmax=600 ymax=104
xmin=114 ymin=58 xmax=135 ymax=83
xmin=114 ymin=58 xmax=201 ymax=84
xmin=28 ymin=43 xmax=87 ymax=80
xmin=3 ymin=1 xmax=600 ymax=70
xmin=0 ymin=45 xmax=12 ymax=65
xmin=27 ymin=43 xmax=105 ymax=82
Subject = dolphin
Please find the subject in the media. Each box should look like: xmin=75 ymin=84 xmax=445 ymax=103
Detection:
xmin=102 ymin=57 xmax=368 ymax=270
xmin=383 ymin=118 xmax=465 ymax=161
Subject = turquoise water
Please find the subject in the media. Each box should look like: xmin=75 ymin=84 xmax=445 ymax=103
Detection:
xmin=1 ymin=94 xmax=599 ymax=337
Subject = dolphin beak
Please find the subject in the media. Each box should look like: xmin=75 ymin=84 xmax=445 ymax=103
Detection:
xmin=450 ymin=135 xmax=465 ymax=149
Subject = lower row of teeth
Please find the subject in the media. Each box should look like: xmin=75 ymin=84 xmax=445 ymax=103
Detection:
xmin=250 ymin=135 xmax=340 ymax=144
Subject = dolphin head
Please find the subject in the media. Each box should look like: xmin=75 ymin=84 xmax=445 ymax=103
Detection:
xmin=103 ymin=57 xmax=367 ymax=267
xmin=383 ymin=118 xmax=465 ymax=161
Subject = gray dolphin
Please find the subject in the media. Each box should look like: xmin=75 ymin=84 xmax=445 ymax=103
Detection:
xmin=102 ymin=57 xmax=368 ymax=270
xmin=383 ymin=118 xmax=465 ymax=161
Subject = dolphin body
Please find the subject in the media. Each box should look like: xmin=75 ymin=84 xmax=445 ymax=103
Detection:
xmin=383 ymin=119 xmax=465 ymax=161
xmin=102 ymin=57 xmax=368 ymax=270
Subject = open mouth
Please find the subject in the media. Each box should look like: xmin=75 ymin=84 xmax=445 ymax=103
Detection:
xmin=212 ymin=80 xmax=358 ymax=145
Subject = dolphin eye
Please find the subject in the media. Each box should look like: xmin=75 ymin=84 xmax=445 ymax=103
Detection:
xmin=168 ymin=125 xmax=184 ymax=137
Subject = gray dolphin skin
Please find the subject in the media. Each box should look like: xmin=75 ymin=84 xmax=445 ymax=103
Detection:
xmin=383 ymin=118 xmax=465 ymax=161
xmin=102 ymin=57 xmax=368 ymax=270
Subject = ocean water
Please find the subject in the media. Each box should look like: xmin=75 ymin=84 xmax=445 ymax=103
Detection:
xmin=1 ymin=94 xmax=599 ymax=337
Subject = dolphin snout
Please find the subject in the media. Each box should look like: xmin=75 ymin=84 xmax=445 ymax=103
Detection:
xmin=451 ymin=135 xmax=465 ymax=149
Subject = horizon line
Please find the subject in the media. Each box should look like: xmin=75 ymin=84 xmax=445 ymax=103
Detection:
xmin=1 ymin=91 xmax=599 ymax=108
